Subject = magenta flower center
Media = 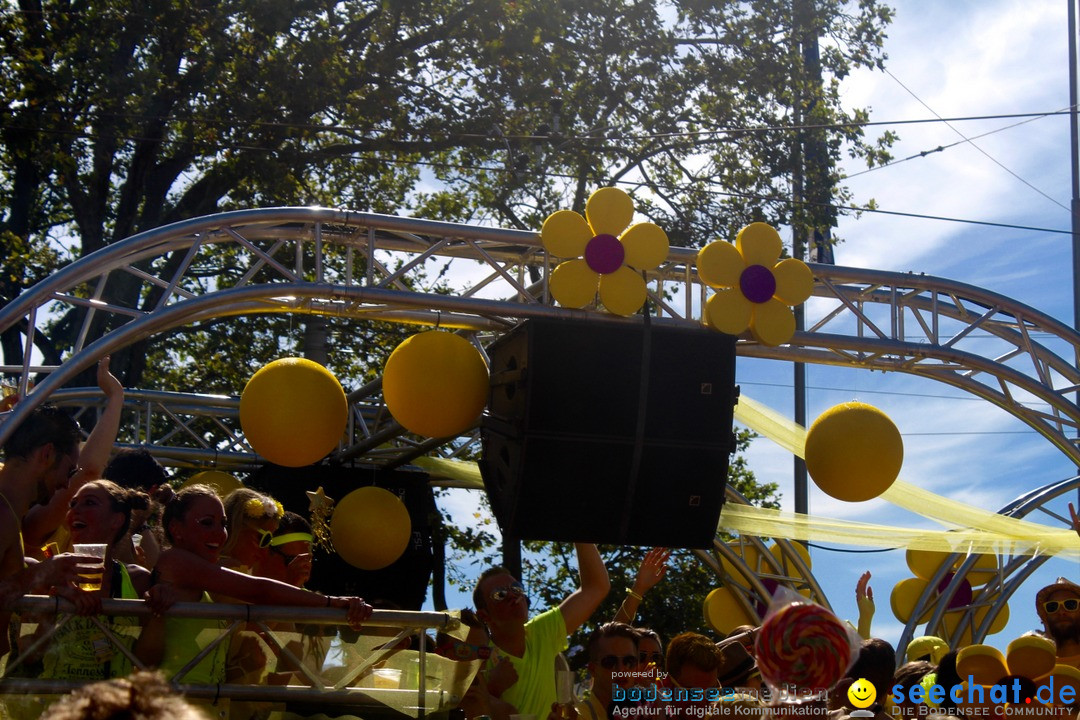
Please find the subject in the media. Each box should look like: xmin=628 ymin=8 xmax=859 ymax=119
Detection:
xmin=584 ymin=234 xmax=625 ymax=275
xmin=739 ymin=264 xmax=776 ymax=303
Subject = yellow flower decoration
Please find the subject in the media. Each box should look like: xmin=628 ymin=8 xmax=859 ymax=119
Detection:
xmin=540 ymin=187 xmax=669 ymax=317
xmin=245 ymin=496 xmax=284 ymax=520
xmin=697 ymin=223 xmax=814 ymax=346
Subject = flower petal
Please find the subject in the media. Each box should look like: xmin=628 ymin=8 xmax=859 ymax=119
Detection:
xmin=549 ymin=259 xmax=599 ymax=308
xmin=585 ymin=187 xmax=634 ymax=237
xmin=697 ymin=240 xmax=745 ymax=289
xmin=599 ymin=265 xmax=647 ymax=317
xmin=749 ymin=299 xmax=796 ymax=346
xmin=705 ymin=288 xmax=752 ymax=335
xmin=620 ymin=223 xmax=669 ymax=270
xmin=541 ymin=210 xmax=592 ymax=258
xmin=772 ymin=257 xmax=814 ymax=305
xmin=736 ymin=222 xmax=783 ymax=267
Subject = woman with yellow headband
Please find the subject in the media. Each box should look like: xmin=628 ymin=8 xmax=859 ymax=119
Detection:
xmin=220 ymin=488 xmax=284 ymax=574
xmin=257 ymin=511 xmax=313 ymax=588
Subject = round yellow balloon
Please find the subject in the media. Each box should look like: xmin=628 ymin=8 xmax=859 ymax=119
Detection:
xmin=383 ymin=331 xmax=490 ymax=438
xmin=890 ymin=577 xmax=933 ymax=624
xmin=182 ymin=470 xmax=243 ymax=497
xmin=703 ymin=587 xmax=757 ymax=635
xmin=240 ymin=358 xmax=348 ymax=467
xmin=804 ymin=402 xmax=903 ymax=502
xmin=331 ymin=486 xmax=411 ymax=570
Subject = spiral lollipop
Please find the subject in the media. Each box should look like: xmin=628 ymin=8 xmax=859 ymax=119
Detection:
xmin=754 ymin=602 xmax=852 ymax=692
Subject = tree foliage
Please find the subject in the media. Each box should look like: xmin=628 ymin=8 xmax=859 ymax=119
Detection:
xmin=2 ymin=0 xmax=893 ymax=386
xmin=2 ymin=0 xmax=889 ymax=620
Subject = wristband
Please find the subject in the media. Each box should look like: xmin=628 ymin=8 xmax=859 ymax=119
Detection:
xmin=627 ymin=589 xmax=643 ymax=601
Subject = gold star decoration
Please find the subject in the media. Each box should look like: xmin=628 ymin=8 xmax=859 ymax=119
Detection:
xmin=305 ymin=486 xmax=335 ymax=553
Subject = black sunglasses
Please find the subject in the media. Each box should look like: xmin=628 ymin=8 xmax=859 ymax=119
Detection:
xmin=639 ymin=651 xmax=663 ymax=664
xmin=489 ymin=582 xmax=526 ymax=603
xmin=1044 ymin=598 xmax=1080 ymax=614
xmin=599 ymin=654 xmax=638 ymax=670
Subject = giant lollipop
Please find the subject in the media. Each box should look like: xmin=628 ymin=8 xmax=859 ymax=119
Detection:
xmin=755 ymin=601 xmax=853 ymax=692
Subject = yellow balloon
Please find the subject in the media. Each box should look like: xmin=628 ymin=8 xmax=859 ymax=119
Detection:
xmin=598 ymin=265 xmax=646 ymax=317
xmin=749 ymin=298 xmax=796 ymax=347
xmin=585 ymin=187 xmax=634 ymax=236
xmin=769 ymin=540 xmax=812 ymax=573
xmin=804 ymin=402 xmax=903 ymax=502
xmin=383 ymin=331 xmax=489 ymax=438
xmin=331 ymin=487 xmax=411 ymax=570
xmin=697 ymin=240 xmax=744 ymax=289
xmin=240 ymin=358 xmax=348 ymax=467
xmin=703 ymin=587 xmax=757 ymax=635
xmin=705 ymin=288 xmax=752 ymax=335
xmin=183 ymin=471 xmax=243 ymax=497
xmin=541 ymin=210 xmax=592 ymax=259
xmin=549 ymin=259 xmax=599 ymax=309
xmin=906 ymin=547 xmax=953 ymax=581
xmin=890 ymin=577 xmax=933 ymax=624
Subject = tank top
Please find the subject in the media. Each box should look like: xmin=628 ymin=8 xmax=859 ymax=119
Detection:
xmin=40 ymin=561 xmax=140 ymax=680
xmin=161 ymin=591 xmax=227 ymax=684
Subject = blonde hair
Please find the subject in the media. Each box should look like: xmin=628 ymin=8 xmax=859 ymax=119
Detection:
xmin=39 ymin=670 xmax=209 ymax=719
xmin=220 ymin=487 xmax=282 ymax=557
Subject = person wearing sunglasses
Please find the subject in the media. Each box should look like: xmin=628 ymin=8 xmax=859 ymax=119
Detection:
xmin=256 ymin=511 xmax=314 ymax=589
xmin=472 ymin=543 xmax=610 ymax=720
xmin=219 ymin=487 xmax=284 ymax=574
xmin=1036 ymin=577 xmax=1080 ymax=667
xmin=577 ymin=622 xmax=640 ymax=720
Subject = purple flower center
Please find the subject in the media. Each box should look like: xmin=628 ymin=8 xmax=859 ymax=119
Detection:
xmin=584 ymin=234 xmax=625 ymax=275
xmin=740 ymin=264 xmax=776 ymax=303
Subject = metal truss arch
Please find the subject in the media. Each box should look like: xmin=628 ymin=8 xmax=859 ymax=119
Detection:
xmin=2 ymin=206 xmax=1080 ymax=471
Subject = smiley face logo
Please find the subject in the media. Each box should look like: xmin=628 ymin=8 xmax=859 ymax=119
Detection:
xmin=848 ymin=678 xmax=877 ymax=709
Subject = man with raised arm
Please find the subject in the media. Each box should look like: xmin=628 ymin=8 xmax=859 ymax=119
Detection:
xmin=474 ymin=543 xmax=611 ymax=720
xmin=0 ymin=357 xmax=124 ymax=655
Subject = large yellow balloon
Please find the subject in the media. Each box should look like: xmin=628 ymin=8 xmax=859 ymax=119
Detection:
xmin=383 ymin=331 xmax=489 ymax=438
xmin=804 ymin=402 xmax=903 ymax=502
xmin=240 ymin=358 xmax=348 ymax=467
xmin=182 ymin=470 xmax=242 ymax=497
xmin=331 ymin=487 xmax=412 ymax=570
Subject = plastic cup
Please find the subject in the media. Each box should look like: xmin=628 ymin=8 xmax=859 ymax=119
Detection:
xmin=72 ymin=543 xmax=107 ymax=591
xmin=372 ymin=668 xmax=402 ymax=689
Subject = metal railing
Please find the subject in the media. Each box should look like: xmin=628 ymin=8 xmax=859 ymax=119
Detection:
xmin=1 ymin=598 xmax=468 ymax=717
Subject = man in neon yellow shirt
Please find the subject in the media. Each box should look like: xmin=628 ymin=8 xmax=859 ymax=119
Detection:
xmin=474 ymin=543 xmax=610 ymax=719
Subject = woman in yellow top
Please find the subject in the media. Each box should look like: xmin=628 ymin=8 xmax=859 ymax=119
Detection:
xmin=136 ymin=484 xmax=372 ymax=687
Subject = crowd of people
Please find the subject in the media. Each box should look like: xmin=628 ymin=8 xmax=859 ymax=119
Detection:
xmin=2 ymin=360 xmax=1080 ymax=720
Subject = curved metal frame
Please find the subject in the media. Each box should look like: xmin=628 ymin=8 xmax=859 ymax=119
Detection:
xmin=3 ymin=206 xmax=1079 ymax=644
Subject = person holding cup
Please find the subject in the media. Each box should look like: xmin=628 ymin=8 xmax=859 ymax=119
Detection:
xmin=24 ymin=480 xmax=157 ymax=681
xmin=0 ymin=357 xmax=124 ymax=659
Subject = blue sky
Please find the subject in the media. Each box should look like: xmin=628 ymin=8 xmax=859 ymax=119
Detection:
xmin=428 ymin=0 xmax=1080 ymax=654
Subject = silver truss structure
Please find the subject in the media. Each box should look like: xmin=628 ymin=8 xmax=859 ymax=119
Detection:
xmin=2 ymin=206 xmax=1079 ymax=643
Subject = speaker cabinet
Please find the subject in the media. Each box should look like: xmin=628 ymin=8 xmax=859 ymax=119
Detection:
xmin=480 ymin=318 xmax=738 ymax=548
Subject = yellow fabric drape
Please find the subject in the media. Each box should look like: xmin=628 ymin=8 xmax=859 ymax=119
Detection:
xmin=416 ymin=393 xmax=1078 ymax=557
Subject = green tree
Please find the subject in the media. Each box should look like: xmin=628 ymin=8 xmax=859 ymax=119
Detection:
xmin=1 ymin=0 xmax=894 ymax=388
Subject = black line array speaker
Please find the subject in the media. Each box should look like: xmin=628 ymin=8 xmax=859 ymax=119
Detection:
xmin=480 ymin=318 xmax=738 ymax=548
